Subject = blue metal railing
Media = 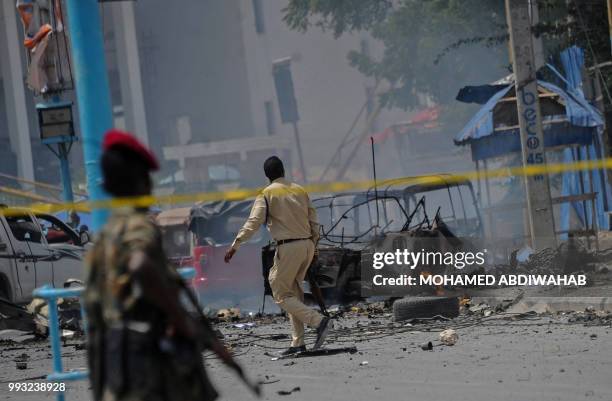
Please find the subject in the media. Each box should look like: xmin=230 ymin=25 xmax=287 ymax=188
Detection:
xmin=33 ymin=267 xmax=196 ymax=401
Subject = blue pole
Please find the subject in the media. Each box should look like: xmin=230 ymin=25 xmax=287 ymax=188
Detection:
xmin=46 ymin=296 xmax=65 ymax=401
xmin=64 ymin=0 xmax=113 ymax=231
xmin=58 ymin=143 xmax=74 ymax=204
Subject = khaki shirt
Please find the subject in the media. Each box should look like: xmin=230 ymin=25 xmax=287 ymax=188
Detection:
xmin=231 ymin=178 xmax=319 ymax=249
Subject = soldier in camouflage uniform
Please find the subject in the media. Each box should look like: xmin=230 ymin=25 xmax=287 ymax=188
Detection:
xmin=84 ymin=130 xmax=218 ymax=401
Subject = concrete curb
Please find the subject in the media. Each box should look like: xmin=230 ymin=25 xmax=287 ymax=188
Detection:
xmin=471 ymin=296 xmax=612 ymax=313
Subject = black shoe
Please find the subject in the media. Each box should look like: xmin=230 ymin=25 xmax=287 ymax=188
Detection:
xmin=313 ymin=317 xmax=332 ymax=350
xmin=280 ymin=345 xmax=306 ymax=356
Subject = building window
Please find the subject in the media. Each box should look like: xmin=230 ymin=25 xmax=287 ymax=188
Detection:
xmin=252 ymin=0 xmax=265 ymax=34
xmin=264 ymin=101 xmax=276 ymax=136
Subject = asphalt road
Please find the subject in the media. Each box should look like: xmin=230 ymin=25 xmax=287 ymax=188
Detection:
xmin=1 ymin=311 xmax=611 ymax=401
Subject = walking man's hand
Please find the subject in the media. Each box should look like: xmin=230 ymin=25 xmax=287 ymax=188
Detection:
xmin=224 ymin=248 xmax=236 ymax=263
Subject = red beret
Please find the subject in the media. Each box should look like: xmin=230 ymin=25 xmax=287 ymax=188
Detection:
xmin=102 ymin=129 xmax=159 ymax=171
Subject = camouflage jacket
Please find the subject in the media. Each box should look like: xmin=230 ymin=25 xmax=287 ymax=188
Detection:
xmin=84 ymin=208 xmax=217 ymax=401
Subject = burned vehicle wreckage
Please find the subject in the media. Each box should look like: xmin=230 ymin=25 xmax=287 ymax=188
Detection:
xmin=308 ymin=175 xmax=484 ymax=302
xmin=184 ymin=175 xmax=483 ymax=306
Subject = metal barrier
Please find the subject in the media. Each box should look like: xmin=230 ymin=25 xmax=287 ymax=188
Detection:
xmin=32 ymin=267 xmax=196 ymax=401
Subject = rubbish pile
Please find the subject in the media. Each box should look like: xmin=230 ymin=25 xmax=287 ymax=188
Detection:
xmin=347 ymin=301 xmax=390 ymax=317
xmin=0 ymin=299 xmax=38 ymax=334
xmin=0 ymin=297 xmax=84 ymax=340
xmin=488 ymin=239 xmax=612 ymax=287
xmin=563 ymin=307 xmax=612 ymax=327
xmin=519 ymin=240 xmax=602 ymax=274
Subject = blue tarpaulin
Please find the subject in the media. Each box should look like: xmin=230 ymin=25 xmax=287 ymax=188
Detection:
xmin=455 ymin=46 xmax=610 ymax=232
xmin=558 ymin=46 xmax=610 ymax=233
xmin=454 ymin=80 xmax=603 ymax=150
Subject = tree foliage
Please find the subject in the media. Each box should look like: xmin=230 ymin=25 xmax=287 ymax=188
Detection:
xmin=283 ymin=0 xmax=612 ymax=111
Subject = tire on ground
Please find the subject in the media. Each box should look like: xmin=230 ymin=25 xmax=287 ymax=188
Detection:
xmin=392 ymin=296 xmax=459 ymax=322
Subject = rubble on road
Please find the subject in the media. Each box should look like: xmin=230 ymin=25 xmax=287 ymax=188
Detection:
xmin=268 ymin=346 xmax=359 ymax=360
xmin=0 ymin=299 xmax=38 ymax=333
xmin=233 ymin=322 xmax=256 ymax=329
xmin=562 ymin=309 xmax=612 ymax=327
xmin=25 ymin=296 xmax=84 ymax=334
xmin=0 ymin=295 xmax=84 ymax=338
xmin=277 ymin=386 xmax=301 ymax=396
xmin=439 ymin=328 xmax=458 ymax=345
xmin=508 ymin=239 xmax=612 ymax=276
xmin=420 ymin=341 xmax=433 ymax=351
xmin=217 ymin=307 xmax=242 ymax=321
xmin=0 ymin=329 xmax=37 ymax=344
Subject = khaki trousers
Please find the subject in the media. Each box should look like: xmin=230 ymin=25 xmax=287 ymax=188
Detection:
xmin=269 ymin=239 xmax=323 ymax=347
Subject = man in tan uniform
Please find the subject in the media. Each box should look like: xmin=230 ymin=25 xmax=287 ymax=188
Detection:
xmin=225 ymin=156 xmax=331 ymax=354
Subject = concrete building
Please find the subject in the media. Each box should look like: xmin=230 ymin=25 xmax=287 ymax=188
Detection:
xmin=126 ymin=0 xmax=386 ymax=186
xmin=0 ymin=0 xmax=473 ymax=195
xmin=0 ymin=1 xmax=38 ymax=184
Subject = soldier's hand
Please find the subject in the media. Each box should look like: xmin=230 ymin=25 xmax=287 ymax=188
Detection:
xmin=224 ymin=248 xmax=236 ymax=263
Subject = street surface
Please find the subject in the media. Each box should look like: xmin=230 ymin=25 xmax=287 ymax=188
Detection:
xmin=1 ymin=307 xmax=611 ymax=401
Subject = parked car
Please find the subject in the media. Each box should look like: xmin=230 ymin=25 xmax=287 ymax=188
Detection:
xmin=0 ymin=207 xmax=90 ymax=304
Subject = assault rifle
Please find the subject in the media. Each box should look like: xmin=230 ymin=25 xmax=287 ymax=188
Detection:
xmin=178 ymin=280 xmax=262 ymax=397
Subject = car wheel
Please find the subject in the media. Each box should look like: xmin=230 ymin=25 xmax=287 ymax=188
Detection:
xmin=392 ymin=296 xmax=459 ymax=322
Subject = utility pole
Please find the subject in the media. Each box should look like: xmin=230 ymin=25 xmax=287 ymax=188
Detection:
xmin=37 ymin=100 xmax=77 ymax=204
xmin=272 ymin=58 xmax=308 ymax=182
xmin=505 ymin=0 xmax=557 ymax=250
xmin=65 ymin=0 xmax=114 ymax=231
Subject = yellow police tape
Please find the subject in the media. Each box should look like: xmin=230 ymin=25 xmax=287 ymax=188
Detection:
xmin=3 ymin=157 xmax=612 ymax=217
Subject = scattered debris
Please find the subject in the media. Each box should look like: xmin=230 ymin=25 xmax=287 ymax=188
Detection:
xmin=1 ymin=299 xmax=38 ymax=333
xmin=420 ymin=341 xmax=433 ymax=351
xmin=14 ymin=353 xmax=30 ymax=370
xmin=464 ymin=302 xmax=493 ymax=316
xmin=61 ymin=330 xmax=76 ymax=340
xmin=0 ymin=375 xmax=46 ymax=382
xmin=0 ymin=330 xmax=37 ymax=343
xmin=269 ymin=334 xmax=290 ymax=340
xmin=503 ymin=239 xmax=612 ymax=278
xmin=277 ymin=387 xmax=301 ymax=396
xmin=439 ymin=329 xmax=458 ymax=346
xmin=233 ymin=323 xmax=256 ymax=329
xmin=269 ymin=346 xmax=358 ymax=360
xmin=516 ymin=246 xmax=534 ymax=263
xmin=566 ymin=309 xmax=612 ymax=326
xmin=217 ymin=308 xmax=241 ymax=321
xmin=348 ymin=301 xmax=388 ymax=316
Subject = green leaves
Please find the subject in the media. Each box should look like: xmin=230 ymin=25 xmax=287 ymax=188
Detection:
xmin=283 ymin=0 xmax=612 ymax=113
xmin=283 ymin=0 xmax=392 ymax=38
xmin=284 ymin=0 xmax=508 ymax=110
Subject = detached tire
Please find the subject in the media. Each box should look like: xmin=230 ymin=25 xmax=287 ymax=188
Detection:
xmin=392 ymin=296 xmax=459 ymax=322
